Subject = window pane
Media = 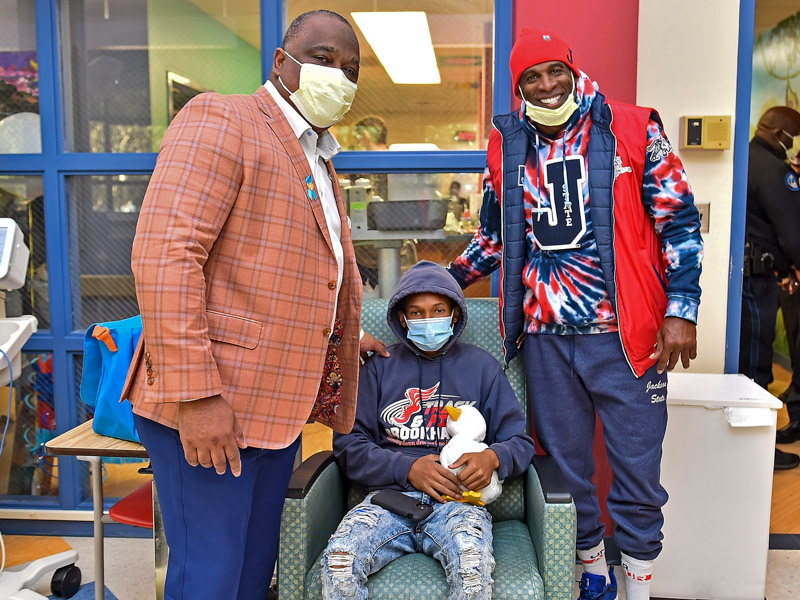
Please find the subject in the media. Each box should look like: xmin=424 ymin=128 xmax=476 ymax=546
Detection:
xmin=61 ymin=0 xmax=261 ymax=153
xmin=286 ymin=1 xmax=494 ymax=151
xmin=343 ymin=171 xmax=491 ymax=297
xmin=1 ymin=353 xmax=59 ymax=499
xmin=66 ymin=175 xmax=147 ymax=330
xmin=0 ymin=175 xmax=49 ymax=329
xmin=0 ymin=0 xmax=41 ymax=154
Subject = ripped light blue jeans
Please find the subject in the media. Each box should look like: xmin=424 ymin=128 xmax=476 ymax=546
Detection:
xmin=321 ymin=491 xmax=494 ymax=600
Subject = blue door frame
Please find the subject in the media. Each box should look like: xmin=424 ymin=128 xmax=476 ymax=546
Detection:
xmin=0 ymin=0 xmax=511 ymax=535
xmin=726 ymin=0 xmax=755 ymax=373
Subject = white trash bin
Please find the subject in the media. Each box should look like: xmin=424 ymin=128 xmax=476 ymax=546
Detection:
xmin=651 ymin=373 xmax=782 ymax=600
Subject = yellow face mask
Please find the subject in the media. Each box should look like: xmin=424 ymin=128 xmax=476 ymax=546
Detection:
xmin=780 ymin=129 xmax=800 ymax=163
xmin=519 ymin=73 xmax=578 ymax=128
xmin=279 ymin=51 xmax=357 ymax=129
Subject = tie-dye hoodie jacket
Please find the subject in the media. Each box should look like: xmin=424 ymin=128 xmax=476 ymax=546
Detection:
xmin=448 ymin=72 xmax=703 ymax=376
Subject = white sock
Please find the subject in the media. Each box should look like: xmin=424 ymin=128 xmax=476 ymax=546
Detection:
xmin=620 ymin=552 xmax=653 ymax=600
xmin=577 ymin=542 xmax=610 ymax=584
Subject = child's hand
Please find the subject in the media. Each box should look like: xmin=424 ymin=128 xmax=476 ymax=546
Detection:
xmin=448 ymin=450 xmax=499 ymax=492
xmin=408 ymin=454 xmax=462 ymax=503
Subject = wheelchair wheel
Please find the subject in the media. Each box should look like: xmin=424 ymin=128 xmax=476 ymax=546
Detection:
xmin=51 ymin=563 xmax=82 ymax=598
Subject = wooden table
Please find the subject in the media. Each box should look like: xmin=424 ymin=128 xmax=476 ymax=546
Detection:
xmin=45 ymin=420 xmax=161 ymax=600
xmin=46 ymin=420 xmax=147 ymax=459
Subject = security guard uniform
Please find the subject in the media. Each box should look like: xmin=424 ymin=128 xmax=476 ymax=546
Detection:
xmin=740 ymin=136 xmax=800 ymax=393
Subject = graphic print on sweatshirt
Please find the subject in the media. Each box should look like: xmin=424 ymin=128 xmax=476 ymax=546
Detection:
xmin=521 ymin=123 xmax=616 ymax=333
xmin=379 ymin=383 xmax=476 ymax=447
xmin=533 ymin=155 xmax=587 ymax=250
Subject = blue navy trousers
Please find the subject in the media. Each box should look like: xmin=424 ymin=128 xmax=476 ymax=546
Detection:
xmin=739 ymin=274 xmax=780 ymax=391
xmin=134 ymin=414 xmax=300 ymax=600
xmin=778 ymin=285 xmax=800 ymax=420
xmin=524 ymin=332 xmax=668 ymax=560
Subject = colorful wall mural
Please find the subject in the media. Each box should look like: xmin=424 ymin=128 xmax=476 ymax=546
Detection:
xmin=751 ymin=11 xmax=800 ymax=132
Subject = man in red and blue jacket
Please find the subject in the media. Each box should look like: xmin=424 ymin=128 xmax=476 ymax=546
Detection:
xmin=448 ymin=29 xmax=703 ymax=600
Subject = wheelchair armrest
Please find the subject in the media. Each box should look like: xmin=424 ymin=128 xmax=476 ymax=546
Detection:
xmin=279 ymin=451 xmax=346 ymax=600
xmin=526 ymin=460 xmax=576 ymax=600
xmin=532 ymin=455 xmax=572 ymax=504
xmin=286 ymin=450 xmax=336 ymax=499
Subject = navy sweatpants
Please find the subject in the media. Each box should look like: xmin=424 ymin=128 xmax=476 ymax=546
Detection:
xmin=524 ymin=332 xmax=669 ymax=560
xmin=134 ymin=414 xmax=300 ymax=600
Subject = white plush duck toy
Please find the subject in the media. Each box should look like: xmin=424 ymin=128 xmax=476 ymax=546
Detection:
xmin=439 ymin=404 xmax=503 ymax=505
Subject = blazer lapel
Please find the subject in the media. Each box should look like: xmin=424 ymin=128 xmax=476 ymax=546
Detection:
xmin=327 ymin=160 xmax=350 ymax=242
xmin=254 ymin=87 xmax=335 ymax=254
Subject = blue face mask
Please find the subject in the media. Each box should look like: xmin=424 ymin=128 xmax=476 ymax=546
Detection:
xmin=405 ymin=313 xmax=454 ymax=352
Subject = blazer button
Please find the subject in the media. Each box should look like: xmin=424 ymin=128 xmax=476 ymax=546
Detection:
xmin=328 ymin=280 xmax=337 ymax=290
xmin=323 ymin=327 xmax=331 ymax=337
xmin=145 ymin=351 xmax=151 ymax=359
xmin=147 ymin=377 xmax=155 ymax=385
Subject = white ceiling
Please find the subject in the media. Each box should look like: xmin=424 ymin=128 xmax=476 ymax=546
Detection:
xmin=185 ymin=0 xmax=800 ymax=49
xmin=187 ymin=0 xmax=494 ymax=50
xmin=186 ymin=0 xmax=496 ymax=144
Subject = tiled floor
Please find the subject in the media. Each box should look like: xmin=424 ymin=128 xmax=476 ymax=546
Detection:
xmin=4 ymin=366 xmax=800 ymax=598
xmin=766 ymin=550 xmax=800 ymax=599
xmin=1 ymin=535 xmax=153 ymax=600
xmin=2 ymin=536 xmax=798 ymax=599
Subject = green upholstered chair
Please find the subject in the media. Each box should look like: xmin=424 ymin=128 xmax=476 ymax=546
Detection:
xmin=277 ymin=298 xmax=576 ymax=600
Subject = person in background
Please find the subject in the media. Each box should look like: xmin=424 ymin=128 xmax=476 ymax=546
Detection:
xmin=351 ymin=116 xmax=389 ymax=200
xmin=780 ymin=152 xmax=800 ymax=419
xmin=447 ymin=29 xmax=703 ymax=600
xmin=121 ymin=11 xmax=386 ymax=599
xmin=349 ymin=116 xmax=389 ymax=290
xmin=353 ymin=115 xmax=388 ymax=152
xmin=448 ymin=180 xmax=468 ymax=221
xmin=741 ymin=106 xmax=800 ymax=465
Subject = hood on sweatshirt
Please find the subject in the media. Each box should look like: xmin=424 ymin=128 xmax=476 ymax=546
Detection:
xmin=387 ymin=261 xmax=468 ymax=357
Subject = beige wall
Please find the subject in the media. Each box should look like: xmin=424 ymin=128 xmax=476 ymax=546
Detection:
xmin=637 ymin=0 xmax=742 ymax=373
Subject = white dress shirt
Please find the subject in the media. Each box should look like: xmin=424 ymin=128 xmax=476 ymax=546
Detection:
xmin=264 ymin=81 xmax=344 ymax=331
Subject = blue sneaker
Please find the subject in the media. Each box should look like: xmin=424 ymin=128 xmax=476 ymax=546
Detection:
xmin=577 ymin=568 xmax=617 ymax=600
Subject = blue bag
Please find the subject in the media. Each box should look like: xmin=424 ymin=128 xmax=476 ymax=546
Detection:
xmin=80 ymin=315 xmax=142 ymax=443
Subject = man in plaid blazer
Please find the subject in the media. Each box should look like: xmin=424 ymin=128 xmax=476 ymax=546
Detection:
xmin=121 ymin=10 xmax=386 ymax=599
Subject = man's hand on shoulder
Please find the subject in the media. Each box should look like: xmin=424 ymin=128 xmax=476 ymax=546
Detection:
xmin=360 ymin=331 xmax=390 ymax=361
xmin=177 ymin=395 xmax=247 ymax=477
xmin=448 ymin=449 xmax=499 ymax=492
xmin=407 ymin=454 xmax=462 ymax=503
xmin=650 ymin=316 xmax=698 ymax=374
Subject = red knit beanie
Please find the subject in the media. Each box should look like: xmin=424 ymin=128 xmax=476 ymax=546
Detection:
xmin=509 ymin=28 xmax=579 ymax=90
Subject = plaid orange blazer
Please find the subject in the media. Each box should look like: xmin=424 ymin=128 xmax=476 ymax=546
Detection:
xmin=121 ymin=87 xmax=362 ymax=449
